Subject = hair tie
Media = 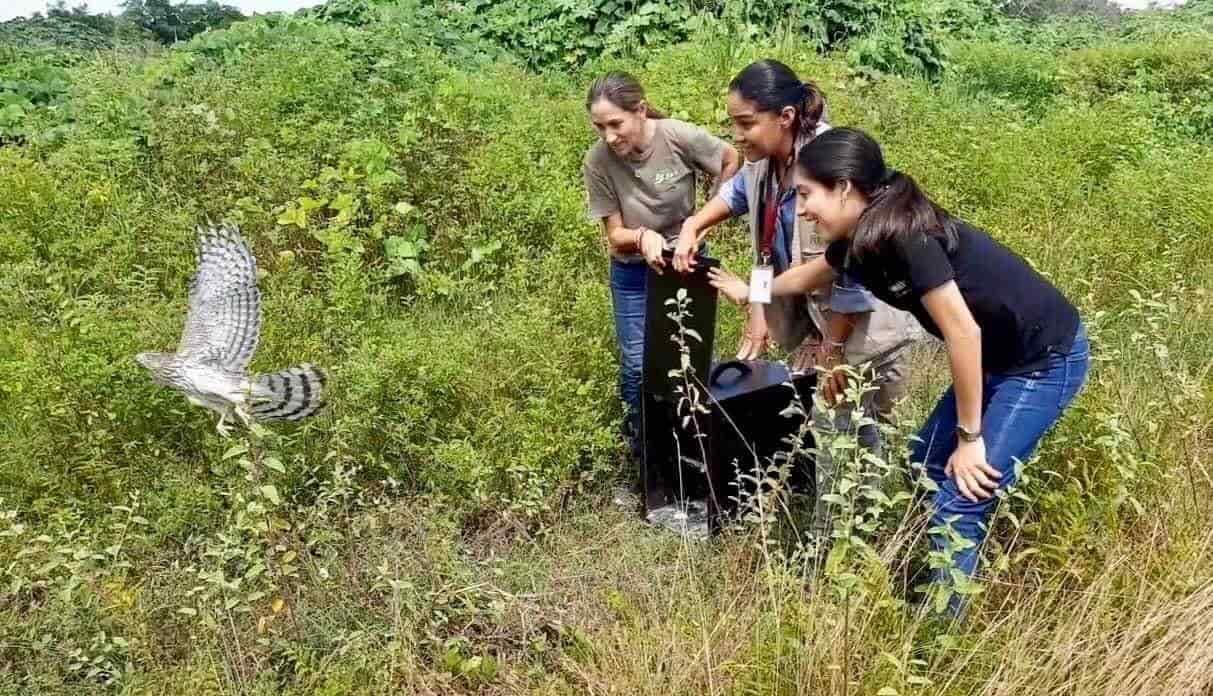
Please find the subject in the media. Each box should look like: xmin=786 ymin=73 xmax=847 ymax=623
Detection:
xmin=880 ymin=168 xmax=899 ymax=186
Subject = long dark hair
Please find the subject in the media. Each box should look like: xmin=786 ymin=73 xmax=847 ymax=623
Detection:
xmin=728 ymin=59 xmax=826 ymax=138
xmin=586 ymin=71 xmax=667 ymax=119
xmin=797 ymin=127 xmax=958 ymax=257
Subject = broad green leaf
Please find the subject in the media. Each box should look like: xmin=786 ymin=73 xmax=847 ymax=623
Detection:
xmin=259 ymin=485 xmax=281 ymax=506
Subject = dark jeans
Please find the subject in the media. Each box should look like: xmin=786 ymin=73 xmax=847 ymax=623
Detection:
xmin=913 ymin=325 xmax=1090 ymax=616
xmin=610 ymin=259 xmax=647 ymax=456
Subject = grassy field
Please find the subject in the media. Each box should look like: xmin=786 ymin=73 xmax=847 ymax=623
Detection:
xmin=1 ymin=2 xmax=1212 ymax=693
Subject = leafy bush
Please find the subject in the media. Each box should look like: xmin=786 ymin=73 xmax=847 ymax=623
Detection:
xmin=0 ymin=12 xmax=123 ymax=50
xmin=0 ymin=49 xmax=74 ymax=143
xmin=308 ymin=0 xmax=958 ymax=78
xmin=122 ymin=0 xmax=246 ymax=44
xmin=948 ymin=41 xmax=1062 ymax=110
xmin=998 ymin=0 xmax=1123 ymax=20
xmin=1060 ymin=37 xmax=1213 ymax=140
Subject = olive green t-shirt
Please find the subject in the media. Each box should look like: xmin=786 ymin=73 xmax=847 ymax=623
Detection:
xmin=583 ymin=118 xmax=728 ymax=262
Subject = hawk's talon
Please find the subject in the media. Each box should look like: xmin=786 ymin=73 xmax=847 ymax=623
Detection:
xmin=235 ymin=408 xmax=253 ymax=428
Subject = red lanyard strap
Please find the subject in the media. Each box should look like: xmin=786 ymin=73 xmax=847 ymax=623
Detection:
xmin=758 ymin=172 xmax=782 ymax=262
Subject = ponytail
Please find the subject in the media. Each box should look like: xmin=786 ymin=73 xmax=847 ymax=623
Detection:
xmin=729 ymin=59 xmax=827 ymax=139
xmin=797 ymin=81 xmax=826 ymax=135
xmin=796 ymin=128 xmax=958 ymax=258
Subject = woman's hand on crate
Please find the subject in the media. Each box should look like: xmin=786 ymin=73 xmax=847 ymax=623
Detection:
xmin=708 ymin=267 xmax=749 ymax=306
xmin=737 ymin=305 xmax=769 ymax=359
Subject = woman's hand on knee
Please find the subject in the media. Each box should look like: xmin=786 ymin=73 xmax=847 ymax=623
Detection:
xmin=945 ymin=439 xmax=1001 ymax=502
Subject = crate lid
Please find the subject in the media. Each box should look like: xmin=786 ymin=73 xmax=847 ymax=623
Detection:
xmin=707 ymin=360 xmax=806 ymax=402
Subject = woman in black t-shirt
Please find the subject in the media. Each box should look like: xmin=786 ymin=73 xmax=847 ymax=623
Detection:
xmin=709 ymin=127 xmax=1090 ymax=617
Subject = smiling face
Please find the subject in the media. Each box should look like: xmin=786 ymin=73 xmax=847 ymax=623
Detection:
xmin=793 ymin=165 xmax=869 ymax=243
xmin=589 ymin=98 xmax=649 ymax=159
xmin=726 ymin=90 xmax=794 ymax=163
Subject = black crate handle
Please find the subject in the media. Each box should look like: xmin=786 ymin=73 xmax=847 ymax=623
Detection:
xmin=659 ymin=248 xmax=720 ymax=277
xmin=710 ymin=360 xmax=753 ymax=386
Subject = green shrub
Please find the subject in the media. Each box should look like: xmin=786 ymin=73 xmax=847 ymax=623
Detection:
xmin=949 ymin=41 xmax=1061 ymax=110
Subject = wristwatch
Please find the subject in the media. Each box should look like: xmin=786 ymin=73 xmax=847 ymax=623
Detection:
xmin=956 ymin=424 xmax=983 ymax=443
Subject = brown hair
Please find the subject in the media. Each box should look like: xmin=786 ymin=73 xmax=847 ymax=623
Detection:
xmin=586 ymin=71 xmax=667 ymax=119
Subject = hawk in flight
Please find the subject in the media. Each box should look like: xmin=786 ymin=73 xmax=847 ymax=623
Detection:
xmin=136 ymin=223 xmax=326 ymax=436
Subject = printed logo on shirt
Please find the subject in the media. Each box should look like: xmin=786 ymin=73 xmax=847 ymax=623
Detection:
xmin=653 ymin=169 xmax=681 ymax=187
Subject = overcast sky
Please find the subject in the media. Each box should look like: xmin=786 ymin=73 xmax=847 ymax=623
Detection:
xmin=0 ymin=0 xmax=1186 ymax=22
xmin=1 ymin=0 xmax=325 ymax=21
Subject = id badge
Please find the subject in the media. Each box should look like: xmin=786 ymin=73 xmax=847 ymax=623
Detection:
xmin=749 ymin=265 xmax=773 ymax=304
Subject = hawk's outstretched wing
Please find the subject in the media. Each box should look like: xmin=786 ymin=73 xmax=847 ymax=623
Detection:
xmin=177 ymin=223 xmax=261 ymax=371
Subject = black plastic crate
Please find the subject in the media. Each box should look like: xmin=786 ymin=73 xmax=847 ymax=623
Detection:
xmin=702 ymin=360 xmax=816 ymax=532
xmin=639 ymin=252 xmax=816 ymax=532
xmin=639 ymin=252 xmax=718 ymax=513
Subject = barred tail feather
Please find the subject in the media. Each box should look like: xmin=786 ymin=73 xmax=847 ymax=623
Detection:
xmin=250 ymin=364 xmax=327 ymax=422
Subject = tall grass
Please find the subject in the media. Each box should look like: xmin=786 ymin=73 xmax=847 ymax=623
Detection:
xmin=0 ymin=6 xmax=1211 ymax=694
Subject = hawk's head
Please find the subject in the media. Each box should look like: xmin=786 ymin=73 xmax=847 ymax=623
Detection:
xmin=136 ymin=352 xmax=180 ymax=386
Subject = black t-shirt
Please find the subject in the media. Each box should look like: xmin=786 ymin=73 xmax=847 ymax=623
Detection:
xmin=825 ymin=222 xmax=1080 ymax=375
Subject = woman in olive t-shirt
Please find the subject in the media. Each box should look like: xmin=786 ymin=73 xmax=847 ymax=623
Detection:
xmin=582 ymin=71 xmax=740 ymax=462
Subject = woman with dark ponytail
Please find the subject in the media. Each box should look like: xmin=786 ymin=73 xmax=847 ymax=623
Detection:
xmin=709 ymin=127 xmax=1090 ymax=617
xmin=675 ymin=59 xmax=845 ymax=362
xmin=677 ymin=60 xmax=916 ymax=540
xmin=582 ymin=71 xmax=740 ymax=469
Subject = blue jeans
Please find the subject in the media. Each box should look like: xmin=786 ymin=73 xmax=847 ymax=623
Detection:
xmin=610 ymin=259 xmax=647 ymax=454
xmin=913 ymin=325 xmax=1089 ymax=615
